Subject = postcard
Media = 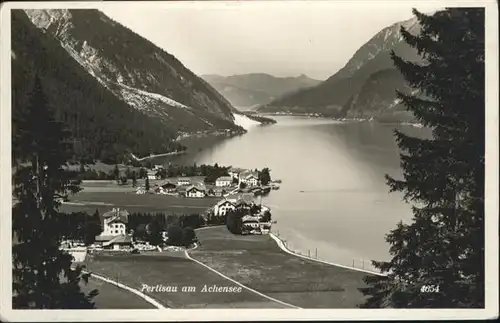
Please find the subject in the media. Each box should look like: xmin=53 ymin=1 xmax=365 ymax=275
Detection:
xmin=0 ymin=0 xmax=498 ymax=321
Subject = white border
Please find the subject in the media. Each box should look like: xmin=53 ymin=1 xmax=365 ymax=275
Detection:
xmin=1 ymin=0 xmax=498 ymax=321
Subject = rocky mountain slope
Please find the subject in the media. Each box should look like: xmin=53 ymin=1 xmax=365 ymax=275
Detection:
xmin=202 ymin=73 xmax=321 ymax=109
xmin=12 ymin=10 xmax=183 ymax=163
xmin=23 ymin=9 xmax=244 ymax=136
xmin=343 ymin=68 xmax=414 ymax=122
xmin=258 ymin=17 xmax=422 ymax=120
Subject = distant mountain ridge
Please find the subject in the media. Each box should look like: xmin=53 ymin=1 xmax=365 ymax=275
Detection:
xmin=23 ymin=9 xmax=244 ymax=136
xmin=258 ymin=17 xmax=422 ymax=121
xmin=202 ymin=73 xmax=321 ymax=109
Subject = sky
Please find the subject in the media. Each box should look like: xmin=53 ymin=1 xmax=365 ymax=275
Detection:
xmin=101 ymin=1 xmax=447 ymax=80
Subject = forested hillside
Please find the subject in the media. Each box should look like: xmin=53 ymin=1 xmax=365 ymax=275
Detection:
xmin=11 ymin=10 xmax=181 ymax=163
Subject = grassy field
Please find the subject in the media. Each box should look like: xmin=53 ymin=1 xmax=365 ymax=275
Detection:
xmin=61 ymin=191 xmax=219 ymax=214
xmin=79 ymin=275 xmax=156 ymax=309
xmin=79 ymin=176 xmax=207 ymax=193
xmin=79 ymin=180 xmax=138 ymax=193
xmin=66 ymin=161 xmax=142 ymax=173
xmin=83 ymin=252 xmax=287 ymax=308
xmin=190 ymin=226 xmax=372 ymax=308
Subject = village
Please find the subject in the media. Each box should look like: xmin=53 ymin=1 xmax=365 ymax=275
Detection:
xmin=60 ymin=164 xmax=280 ymax=255
xmin=138 ymin=165 xmax=280 ymax=198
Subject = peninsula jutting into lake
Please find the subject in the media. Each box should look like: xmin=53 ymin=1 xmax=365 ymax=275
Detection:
xmin=5 ymin=2 xmax=491 ymax=319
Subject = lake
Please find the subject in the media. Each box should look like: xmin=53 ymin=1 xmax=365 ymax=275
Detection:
xmin=165 ymin=116 xmax=431 ymax=272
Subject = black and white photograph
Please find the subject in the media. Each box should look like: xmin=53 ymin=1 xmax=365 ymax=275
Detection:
xmin=0 ymin=0 xmax=498 ymax=321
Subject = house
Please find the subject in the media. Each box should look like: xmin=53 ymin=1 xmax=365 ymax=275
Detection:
xmin=101 ymin=208 xmax=129 ymax=236
xmin=234 ymin=198 xmax=251 ymax=210
xmin=214 ymin=199 xmax=235 ymax=216
xmin=242 ymin=215 xmax=260 ymax=229
xmin=155 ymin=181 xmax=177 ymax=194
xmin=240 ymin=172 xmax=259 ymax=186
xmin=215 ymin=176 xmax=233 ymax=187
xmin=147 ymin=170 xmax=157 ymax=180
xmin=213 ymin=187 xmax=226 ymax=197
xmin=177 ymin=177 xmax=191 ymax=186
xmin=176 ymin=185 xmax=188 ymax=197
xmin=228 ymin=167 xmax=245 ymax=179
xmin=185 ymin=185 xmax=206 ymax=198
xmin=136 ymin=187 xmax=147 ymax=194
xmin=94 ymin=208 xmax=133 ymax=250
xmin=102 ymin=234 xmax=133 ymax=250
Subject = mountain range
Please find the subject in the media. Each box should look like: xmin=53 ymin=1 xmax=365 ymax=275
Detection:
xmin=201 ymin=73 xmax=321 ymax=110
xmin=12 ymin=9 xmax=425 ymax=164
xmin=257 ymin=17 xmax=423 ymax=122
xmin=12 ymin=9 xmax=251 ymax=163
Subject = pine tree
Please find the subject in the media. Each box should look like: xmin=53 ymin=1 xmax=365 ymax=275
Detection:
xmin=258 ymin=168 xmax=271 ymax=185
xmin=113 ymin=164 xmax=119 ymax=183
xmin=83 ymin=210 xmax=102 ymax=246
xmin=132 ymin=171 xmax=137 ymax=188
xmin=360 ymin=8 xmax=484 ymax=308
xmin=12 ymin=74 xmax=97 ymax=308
xmin=79 ymin=161 xmax=85 ymax=173
xmin=147 ymin=220 xmax=164 ymax=247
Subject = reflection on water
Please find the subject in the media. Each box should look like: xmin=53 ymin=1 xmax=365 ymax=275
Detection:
xmin=159 ymin=117 xmax=431 ymax=269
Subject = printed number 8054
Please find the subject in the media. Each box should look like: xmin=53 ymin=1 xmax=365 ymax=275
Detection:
xmin=420 ymin=285 xmax=440 ymax=293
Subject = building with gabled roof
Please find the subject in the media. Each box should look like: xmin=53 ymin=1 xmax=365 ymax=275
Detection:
xmin=95 ymin=208 xmax=132 ymax=249
xmin=185 ymin=185 xmax=206 ymax=198
xmin=215 ymin=176 xmax=233 ymax=187
xmin=177 ymin=177 xmax=191 ymax=186
xmin=102 ymin=234 xmax=133 ymax=250
xmin=240 ymin=171 xmax=259 ymax=186
xmin=214 ymin=199 xmax=236 ymax=216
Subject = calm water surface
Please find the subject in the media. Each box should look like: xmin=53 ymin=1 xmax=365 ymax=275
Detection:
xmin=169 ymin=116 xmax=431 ymax=271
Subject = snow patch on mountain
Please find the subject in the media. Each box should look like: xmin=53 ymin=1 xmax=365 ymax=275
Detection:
xmin=24 ymin=8 xmax=240 ymax=134
xmin=116 ymin=82 xmax=192 ymax=110
xmin=232 ymin=113 xmax=261 ymax=130
xmin=58 ymin=36 xmax=194 ymax=116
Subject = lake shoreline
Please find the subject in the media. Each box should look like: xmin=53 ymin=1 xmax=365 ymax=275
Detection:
xmin=180 ymin=116 xmax=425 ymax=269
xmin=259 ymin=113 xmax=424 ymax=126
xmin=190 ymin=225 xmax=373 ymax=308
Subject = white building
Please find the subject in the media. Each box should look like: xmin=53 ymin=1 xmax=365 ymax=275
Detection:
xmin=186 ymin=185 xmax=206 ymax=198
xmin=215 ymin=176 xmax=233 ymax=187
xmin=101 ymin=208 xmax=129 ymax=236
xmin=177 ymin=177 xmax=191 ymax=186
xmin=102 ymin=235 xmax=133 ymax=250
xmin=136 ymin=186 xmax=147 ymax=194
xmin=241 ymin=173 xmax=259 ymax=186
xmin=94 ymin=208 xmax=133 ymax=250
xmin=147 ymin=170 xmax=157 ymax=180
xmin=242 ymin=215 xmax=260 ymax=229
xmin=214 ymin=199 xmax=235 ymax=216
xmin=228 ymin=167 xmax=245 ymax=179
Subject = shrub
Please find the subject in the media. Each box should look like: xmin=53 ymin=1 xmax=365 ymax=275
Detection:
xmin=182 ymin=226 xmax=196 ymax=245
xmin=166 ymin=225 xmax=184 ymax=246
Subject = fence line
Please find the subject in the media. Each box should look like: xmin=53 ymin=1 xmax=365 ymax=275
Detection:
xmin=273 ymin=229 xmax=382 ymax=274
